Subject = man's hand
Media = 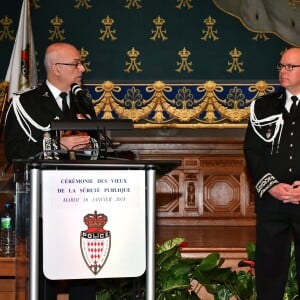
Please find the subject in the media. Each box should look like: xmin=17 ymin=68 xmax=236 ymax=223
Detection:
xmin=269 ymin=183 xmax=300 ymax=204
xmin=60 ymin=132 xmax=91 ymax=150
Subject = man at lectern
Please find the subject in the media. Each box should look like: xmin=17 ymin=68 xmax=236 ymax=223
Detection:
xmin=4 ymin=42 xmax=97 ymax=300
xmin=4 ymin=42 xmax=96 ymax=162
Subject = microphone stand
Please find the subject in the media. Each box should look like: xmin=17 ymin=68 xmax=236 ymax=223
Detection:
xmin=69 ymin=92 xmax=117 ymax=160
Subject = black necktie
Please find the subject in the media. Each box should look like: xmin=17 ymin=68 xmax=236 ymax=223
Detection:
xmin=290 ymin=95 xmax=298 ymax=117
xmin=60 ymin=92 xmax=70 ymax=119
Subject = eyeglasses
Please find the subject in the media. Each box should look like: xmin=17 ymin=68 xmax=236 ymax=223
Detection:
xmin=55 ymin=61 xmax=83 ymax=68
xmin=277 ymin=63 xmax=300 ymax=71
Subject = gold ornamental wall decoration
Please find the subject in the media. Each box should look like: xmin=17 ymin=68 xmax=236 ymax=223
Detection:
xmin=48 ymin=16 xmax=66 ymax=41
xmin=176 ymin=47 xmax=193 ymax=73
xmin=31 ymin=0 xmax=41 ymax=9
xmin=74 ymin=0 xmax=92 ymax=9
xmin=227 ymin=48 xmax=244 ymax=73
xmin=176 ymin=0 xmax=193 ymax=10
xmin=79 ymin=47 xmax=91 ymax=73
xmin=0 ymin=81 xmax=8 ymax=110
xmin=99 ymin=16 xmax=117 ymax=41
xmin=252 ymin=33 xmax=270 ymax=41
xmin=0 ymin=81 xmax=9 ymax=128
xmin=150 ymin=16 xmax=168 ymax=41
xmin=124 ymin=0 xmax=142 ymax=9
xmin=124 ymin=47 xmax=142 ymax=73
xmin=89 ymin=80 xmax=277 ymax=128
xmin=0 ymin=16 xmax=14 ymax=41
xmin=201 ymin=16 xmax=219 ymax=41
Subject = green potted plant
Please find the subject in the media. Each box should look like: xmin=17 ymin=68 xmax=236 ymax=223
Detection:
xmin=96 ymin=238 xmax=298 ymax=299
xmin=156 ymin=238 xmax=255 ymax=300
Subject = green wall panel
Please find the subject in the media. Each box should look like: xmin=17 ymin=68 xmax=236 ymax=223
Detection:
xmin=0 ymin=0 xmax=291 ymax=83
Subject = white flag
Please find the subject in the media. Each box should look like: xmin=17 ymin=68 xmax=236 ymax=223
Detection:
xmin=5 ymin=0 xmax=38 ymax=100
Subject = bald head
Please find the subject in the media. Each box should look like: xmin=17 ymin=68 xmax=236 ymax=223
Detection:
xmin=44 ymin=43 xmax=79 ymax=72
xmin=43 ymin=42 xmax=85 ymax=91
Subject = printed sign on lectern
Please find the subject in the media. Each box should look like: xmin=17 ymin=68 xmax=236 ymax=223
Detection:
xmin=41 ymin=169 xmax=146 ymax=279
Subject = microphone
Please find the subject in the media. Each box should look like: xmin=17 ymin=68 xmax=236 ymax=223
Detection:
xmin=71 ymin=83 xmax=85 ymax=97
xmin=71 ymin=83 xmax=93 ymax=111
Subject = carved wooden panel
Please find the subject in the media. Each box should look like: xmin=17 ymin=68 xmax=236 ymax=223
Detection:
xmin=113 ymin=131 xmax=255 ymax=226
xmin=154 ymin=155 xmax=255 ymax=225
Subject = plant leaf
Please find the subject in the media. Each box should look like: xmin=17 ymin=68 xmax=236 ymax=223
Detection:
xmin=198 ymin=252 xmax=220 ymax=271
xmin=156 ymin=237 xmax=185 ymax=254
xmin=245 ymin=242 xmax=256 ymax=261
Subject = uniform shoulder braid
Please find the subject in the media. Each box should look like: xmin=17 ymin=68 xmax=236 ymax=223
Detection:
xmin=249 ymin=91 xmax=284 ymax=154
xmin=14 ymin=85 xmax=37 ymax=96
xmin=9 ymin=89 xmax=51 ymax=143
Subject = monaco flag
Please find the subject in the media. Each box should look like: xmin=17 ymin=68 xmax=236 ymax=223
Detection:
xmin=5 ymin=0 xmax=38 ymax=100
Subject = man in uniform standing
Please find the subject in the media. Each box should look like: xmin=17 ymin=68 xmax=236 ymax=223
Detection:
xmin=244 ymin=47 xmax=300 ymax=299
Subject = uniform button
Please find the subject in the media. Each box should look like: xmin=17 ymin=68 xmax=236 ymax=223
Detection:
xmin=289 ymin=168 xmax=292 ymax=172
xmin=290 ymin=144 xmax=294 ymax=147
xmin=290 ymin=156 xmax=293 ymax=160
xmin=292 ymin=121 xmax=296 ymax=125
xmin=291 ymin=132 xmax=294 ymax=136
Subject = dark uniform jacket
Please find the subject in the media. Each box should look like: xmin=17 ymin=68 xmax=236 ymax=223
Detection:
xmin=4 ymin=82 xmax=96 ymax=161
xmin=244 ymin=89 xmax=300 ymax=212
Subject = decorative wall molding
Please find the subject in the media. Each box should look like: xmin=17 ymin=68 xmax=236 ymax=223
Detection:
xmin=87 ymin=80 xmax=279 ymax=128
